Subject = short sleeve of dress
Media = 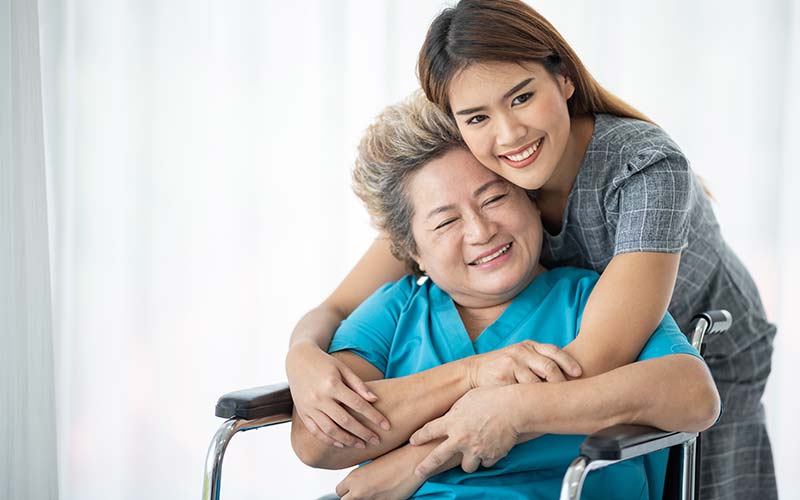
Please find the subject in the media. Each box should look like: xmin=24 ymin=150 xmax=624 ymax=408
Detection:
xmin=327 ymin=275 xmax=415 ymax=375
xmin=613 ymin=149 xmax=693 ymax=255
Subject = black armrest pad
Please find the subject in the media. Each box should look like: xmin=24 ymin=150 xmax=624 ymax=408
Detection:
xmin=581 ymin=424 xmax=696 ymax=461
xmin=215 ymin=382 xmax=294 ymax=420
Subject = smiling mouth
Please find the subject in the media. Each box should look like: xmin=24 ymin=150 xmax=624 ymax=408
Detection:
xmin=469 ymin=242 xmax=512 ymax=266
xmin=500 ymin=137 xmax=544 ymax=164
xmin=500 ymin=137 xmax=544 ymax=168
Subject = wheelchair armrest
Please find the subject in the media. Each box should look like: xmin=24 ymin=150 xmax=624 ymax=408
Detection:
xmin=580 ymin=424 xmax=697 ymax=461
xmin=214 ymin=382 xmax=293 ymax=420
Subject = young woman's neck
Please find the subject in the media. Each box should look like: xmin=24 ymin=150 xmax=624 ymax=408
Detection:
xmin=536 ymin=113 xmax=595 ymax=234
xmin=539 ymin=113 xmax=594 ymax=198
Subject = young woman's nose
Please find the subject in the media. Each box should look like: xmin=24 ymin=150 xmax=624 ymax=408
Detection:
xmin=494 ymin=110 xmax=526 ymax=148
xmin=464 ymin=212 xmax=497 ymax=244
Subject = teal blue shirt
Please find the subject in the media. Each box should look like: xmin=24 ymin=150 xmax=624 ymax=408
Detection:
xmin=329 ymin=267 xmax=703 ymax=500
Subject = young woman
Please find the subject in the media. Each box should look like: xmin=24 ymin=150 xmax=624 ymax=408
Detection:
xmin=291 ymin=93 xmax=719 ymax=499
xmin=285 ymin=2 xmax=776 ymax=498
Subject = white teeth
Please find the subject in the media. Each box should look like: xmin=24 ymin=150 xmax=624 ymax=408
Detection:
xmin=505 ymin=138 xmax=543 ymax=162
xmin=471 ymin=243 xmax=511 ymax=265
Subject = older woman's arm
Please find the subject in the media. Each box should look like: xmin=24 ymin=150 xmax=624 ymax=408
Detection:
xmin=291 ymin=339 xmax=580 ymax=470
xmin=410 ymin=353 xmax=719 ymax=478
xmin=291 ymin=351 xmax=471 ymax=470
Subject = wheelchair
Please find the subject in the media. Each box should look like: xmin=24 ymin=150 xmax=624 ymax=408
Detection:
xmin=202 ymin=310 xmax=731 ymax=500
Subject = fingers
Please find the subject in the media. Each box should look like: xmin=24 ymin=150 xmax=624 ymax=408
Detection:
xmin=528 ymin=355 xmax=566 ymax=382
xmin=335 ymin=476 xmax=351 ymax=498
xmin=326 ymin=403 xmax=382 ymax=446
xmin=513 ymin=366 xmax=540 ymax=384
xmin=409 ymin=418 xmax=445 ymax=446
xmin=415 ymin=440 xmax=456 ymax=479
xmin=302 ymin=414 xmax=345 ymax=448
xmin=308 ymin=409 xmax=365 ymax=448
xmin=461 ymin=454 xmax=482 ymax=473
xmin=518 ymin=342 xmax=567 ymax=382
xmin=340 ymin=365 xmax=379 ymax=403
xmin=336 ymin=382 xmax=391 ymax=432
xmin=532 ymin=342 xmax=582 ymax=378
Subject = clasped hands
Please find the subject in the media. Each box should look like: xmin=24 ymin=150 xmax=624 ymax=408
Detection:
xmin=334 ymin=340 xmax=581 ymax=499
xmin=410 ymin=340 xmax=580 ymax=477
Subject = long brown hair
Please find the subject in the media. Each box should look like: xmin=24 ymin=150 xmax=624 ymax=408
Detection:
xmin=417 ymin=0 xmax=650 ymax=123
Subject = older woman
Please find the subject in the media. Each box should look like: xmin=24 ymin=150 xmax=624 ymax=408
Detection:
xmin=290 ymin=93 xmax=719 ymax=500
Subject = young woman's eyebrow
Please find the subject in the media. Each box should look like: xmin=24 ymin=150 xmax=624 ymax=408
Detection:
xmin=453 ymin=77 xmax=535 ymax=116
xmin=502 ymin=77 xmax=534 ymax=99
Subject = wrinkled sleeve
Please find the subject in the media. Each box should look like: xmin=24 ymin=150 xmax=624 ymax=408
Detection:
xmin=613 ymin=149 xmax=693 ymax=255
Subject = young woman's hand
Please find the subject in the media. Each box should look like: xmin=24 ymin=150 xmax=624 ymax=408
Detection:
xmin=409 ymin=386 xmax=522 ymax=478
xmin=285 ymin=340 xmax=389 ymax=448
xmin=467 ymin=340 xmax=582 ymax=387
xmin=334 ymin=446 xmax=426 ymax=500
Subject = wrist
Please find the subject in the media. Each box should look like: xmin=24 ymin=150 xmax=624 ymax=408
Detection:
xmin=506 ymin=384 xmax=533 ymax=436
xmin=285 ymin=339 xmax=323 ymax=372
xmin=462 ymin=355 xmax=480 ymax=390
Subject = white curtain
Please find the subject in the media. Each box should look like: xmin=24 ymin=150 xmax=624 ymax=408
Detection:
xmin=1 ymin=0 xmax=59 ymax=499
xmin=29 ymin=0 xmax=800 ymax=498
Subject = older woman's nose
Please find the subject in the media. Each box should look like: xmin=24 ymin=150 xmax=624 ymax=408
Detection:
xmin=464 ymin=213 xmax=496 ymax=244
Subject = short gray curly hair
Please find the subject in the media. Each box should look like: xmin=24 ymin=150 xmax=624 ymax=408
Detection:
xmin=352 ymin=91 xmax=465 ymax=275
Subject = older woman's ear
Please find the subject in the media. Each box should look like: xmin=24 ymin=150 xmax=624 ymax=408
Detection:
xmin=415 ymin=258 xmax=426 ymax=274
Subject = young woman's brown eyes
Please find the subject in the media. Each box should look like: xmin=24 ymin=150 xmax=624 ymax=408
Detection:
xmin=464 ymin=93 xmax=533 ymax=125
xmin=512 ymin=92 xmax=534 ymax=106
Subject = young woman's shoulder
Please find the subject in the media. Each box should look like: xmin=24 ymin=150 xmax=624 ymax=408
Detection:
xmin=587 ymin=113 xmax=691 ymax=183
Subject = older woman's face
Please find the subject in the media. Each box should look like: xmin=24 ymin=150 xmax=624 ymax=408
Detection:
xmin=408 ymin=147 xmax=543 ymax=308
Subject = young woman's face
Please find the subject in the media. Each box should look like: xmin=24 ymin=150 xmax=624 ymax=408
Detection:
xmin=408 ymin=147 xmax=543 ymax=308
xmin=448 ymin=61 xmax=575 ymax=190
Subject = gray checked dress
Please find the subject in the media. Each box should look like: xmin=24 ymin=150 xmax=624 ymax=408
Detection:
xmin=538 ymin=113 xmax=777 ymax=500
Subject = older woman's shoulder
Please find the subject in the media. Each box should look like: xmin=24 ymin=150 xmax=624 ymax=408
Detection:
xmin=533 ymin=267 xmax=601 ymax=313
xmin=542 ymin=266 xmax=598 ymax=282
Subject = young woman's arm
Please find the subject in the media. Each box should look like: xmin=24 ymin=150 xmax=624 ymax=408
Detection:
xmin=410 ymin=353 xmax=719 ymax=478
xmin=563 ymin=251 xmax=680 ymax=377
xmin=285 ymin=237 xmax=407 ymax=448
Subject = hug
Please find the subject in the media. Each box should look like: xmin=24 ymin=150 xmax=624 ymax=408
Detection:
xmin=290 ymin=92 xmax=720 ymax=500
xmin=286 ymin=1 xmax=777 ymax=499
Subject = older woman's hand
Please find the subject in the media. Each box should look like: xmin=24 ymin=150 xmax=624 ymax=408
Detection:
xmin=286 ymin=340 xmax=389 ymax=449
xmin=409 ymin=386 xmax=522 ymax=478
xmin=334 ymin=446 xmax=427 ymax=500
xmin=467 ymin=340 xmax=582 ymax=387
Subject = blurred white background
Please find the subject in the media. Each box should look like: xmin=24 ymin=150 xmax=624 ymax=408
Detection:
xmin=3 ymin=0 xmax=797 ymax=498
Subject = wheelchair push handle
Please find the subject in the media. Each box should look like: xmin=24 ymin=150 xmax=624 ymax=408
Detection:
xmin=689 ymin=309 xmax=731 ymax=352
xmin=692 ymin=310 xmax=732 ymax=335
